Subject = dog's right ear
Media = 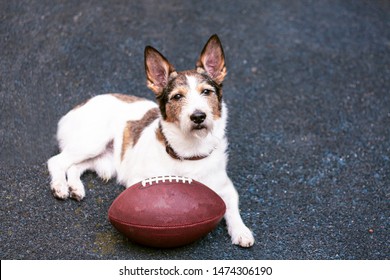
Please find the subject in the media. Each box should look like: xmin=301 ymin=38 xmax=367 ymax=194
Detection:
xmin=145 ymin=46 xmax=176 ymax=96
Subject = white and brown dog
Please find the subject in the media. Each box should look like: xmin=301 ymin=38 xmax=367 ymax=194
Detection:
xmin=48 ymin=35 xmax=255 ymax=247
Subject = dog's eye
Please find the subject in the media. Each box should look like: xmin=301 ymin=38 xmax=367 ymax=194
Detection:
xmin=172 ymin=94 xmax=183 ymax=101
xmin=201 ymin=89 xmax=213 ymax=96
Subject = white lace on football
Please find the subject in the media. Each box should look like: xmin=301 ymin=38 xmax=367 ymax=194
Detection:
xmin=141 ymin=175 xmax=193 ymax=187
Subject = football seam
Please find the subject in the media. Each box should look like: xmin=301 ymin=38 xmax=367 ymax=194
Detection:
xmin=108 ymin=209 xmax=225 ymax=229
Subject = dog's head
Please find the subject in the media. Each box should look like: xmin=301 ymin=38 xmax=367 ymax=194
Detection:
xmin=145 ymin=35 xmax=226 ymax=138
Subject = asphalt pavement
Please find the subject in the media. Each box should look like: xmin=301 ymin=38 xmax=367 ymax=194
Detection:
xmin=1 ymin=0 xmax=389 ymax=259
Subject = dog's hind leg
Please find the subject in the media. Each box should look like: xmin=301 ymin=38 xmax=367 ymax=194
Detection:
xmin=66 ymin=160 xmax=93 ymax=201
xmin=48 ymin=150 xmax=82 ymax=200
xmin=49 ymin=140 xmax=116 ymax=201
xmin=48 ymin=138 xmax=112 ymax=200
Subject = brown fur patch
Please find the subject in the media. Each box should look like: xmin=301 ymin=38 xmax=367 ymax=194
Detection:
xmin=111 ymin=93 xmax=146 ymax=103
xmin=121 ymin=108 xmax=160 ymax=160
xmin=196 ymin=82 xmax=222 ymax=119
xmin=162 ymin=72 xmax=191 ymax=124
xmin=121 ymin=122 xmax=133 ymax=160
xmin=155 ymin=124 xmax=165 ymax=146
xmin=165 ymin=96 xmax=184 ymax=124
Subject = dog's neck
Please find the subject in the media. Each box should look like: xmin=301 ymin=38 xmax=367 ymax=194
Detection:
xmin=157 ymin=122 xmax=215 ymax=161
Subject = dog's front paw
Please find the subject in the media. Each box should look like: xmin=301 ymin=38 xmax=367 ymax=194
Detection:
xmin=51 ymin=181 xmax=69 ymax=200
xmin=231 ymin=226 xmax=255 ymax=248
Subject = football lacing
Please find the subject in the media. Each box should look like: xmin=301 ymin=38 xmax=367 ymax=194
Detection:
xmin=141 ymin=175 xmax=193 ymax=187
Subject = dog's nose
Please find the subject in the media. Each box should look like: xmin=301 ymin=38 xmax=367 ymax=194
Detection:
xmin=190 ymin=110 xmax=207 ymax=124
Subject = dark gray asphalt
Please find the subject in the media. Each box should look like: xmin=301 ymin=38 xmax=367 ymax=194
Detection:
xmin=1 ymin=0 xmax=389 ymax=259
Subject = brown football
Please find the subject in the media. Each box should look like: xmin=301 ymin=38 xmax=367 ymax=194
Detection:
xmin=108 ymin=175 xmax=226 ymax=248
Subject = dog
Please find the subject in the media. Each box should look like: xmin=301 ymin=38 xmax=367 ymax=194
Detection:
xmin=47 ymin=35 xmax=255 ymax=247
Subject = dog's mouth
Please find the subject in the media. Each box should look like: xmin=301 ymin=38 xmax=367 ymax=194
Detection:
xmin=189 ymin=123 xmax=210 ymax=138
xmin=192 ymin=124 xmax=207 ymax=130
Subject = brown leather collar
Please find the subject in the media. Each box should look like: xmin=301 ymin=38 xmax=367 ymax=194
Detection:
xmin=158 ymin=123 xmax=213 ymax=161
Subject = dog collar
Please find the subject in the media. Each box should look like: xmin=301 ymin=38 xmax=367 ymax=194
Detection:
xmin=158 ymin=123 xmax=213 ymax=161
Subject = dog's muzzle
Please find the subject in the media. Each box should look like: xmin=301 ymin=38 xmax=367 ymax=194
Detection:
xmin=190 ymin=110 xmax=207 ymax=129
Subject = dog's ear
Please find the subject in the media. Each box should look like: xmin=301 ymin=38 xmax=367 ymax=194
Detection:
xmin=196 ymin=34 xmax=227 ymax=84
xmin=145 ymin=46 xmax=176 ymax=95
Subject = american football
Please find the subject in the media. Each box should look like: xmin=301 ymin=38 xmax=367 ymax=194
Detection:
xmin=108 ymin=175 xmax=226 ymax=248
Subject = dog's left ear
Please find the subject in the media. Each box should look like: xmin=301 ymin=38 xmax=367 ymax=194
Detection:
xmin=196 ymin=34 xmax=227 ymax=85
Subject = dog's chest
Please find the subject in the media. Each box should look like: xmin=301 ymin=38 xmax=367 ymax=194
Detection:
xmin=118 ymin=124 xmax=228 ymax=188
